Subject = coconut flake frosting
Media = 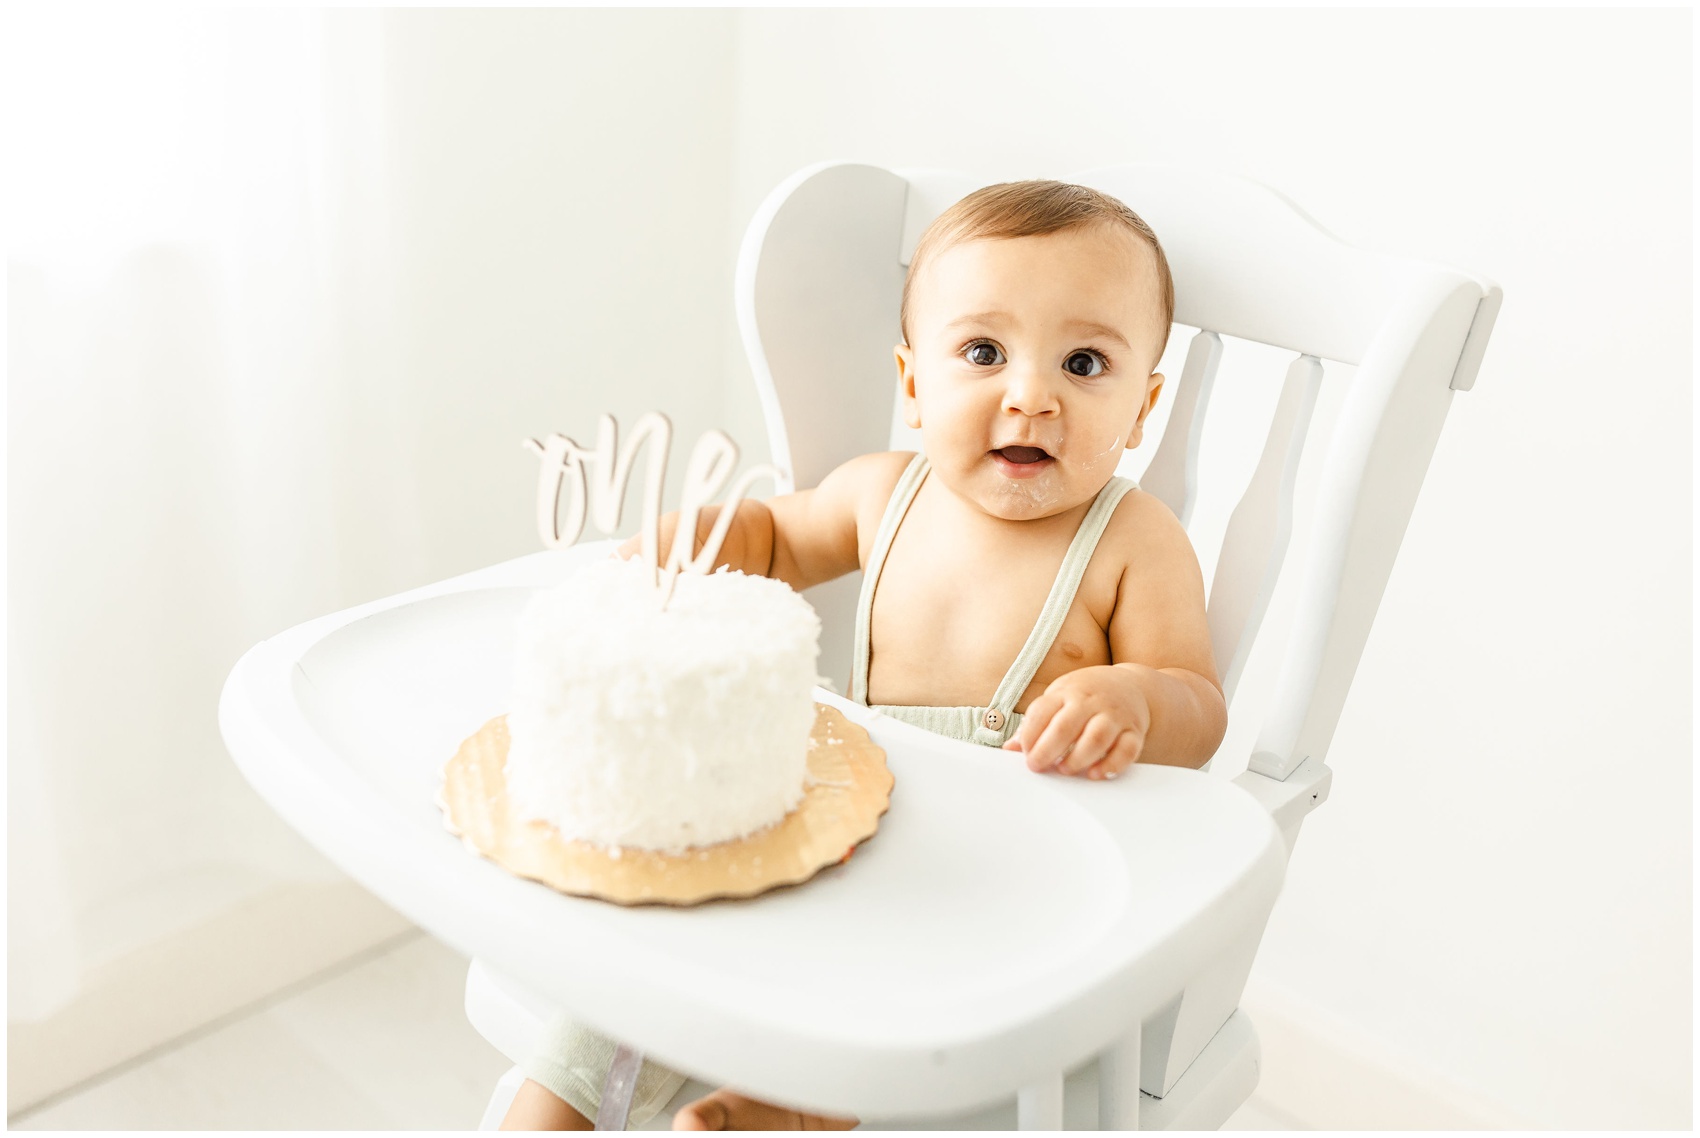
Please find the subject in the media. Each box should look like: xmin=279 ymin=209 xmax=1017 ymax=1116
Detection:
xmin=505 ymin=557 xmax=822 ymax=853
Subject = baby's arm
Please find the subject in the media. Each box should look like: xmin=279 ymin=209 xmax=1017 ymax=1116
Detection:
xmin=614 ymin=451 xmax=910 ymax=589
xmin=1006 ymin=491 xmax=1227 ymax=775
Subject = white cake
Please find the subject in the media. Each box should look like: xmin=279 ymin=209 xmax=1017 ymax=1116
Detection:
xmin=505 ymin=557 xmax=822 ymax=853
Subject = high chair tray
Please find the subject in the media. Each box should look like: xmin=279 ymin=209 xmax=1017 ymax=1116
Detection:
xmin=219 ymin=542 xmax=1286 ymax=1118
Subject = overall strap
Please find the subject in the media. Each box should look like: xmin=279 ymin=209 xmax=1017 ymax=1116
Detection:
xmin=984 ymin=476 xmax=1136 ymax=716
xmin=851 ymin=453 xmax=930 ymax=704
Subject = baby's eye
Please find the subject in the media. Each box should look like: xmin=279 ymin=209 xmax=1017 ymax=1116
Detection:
xmin=964 ymin=341 xmax=1005 ymax=367
xmin=1064 ymin=350 xmax=1108 ymax=378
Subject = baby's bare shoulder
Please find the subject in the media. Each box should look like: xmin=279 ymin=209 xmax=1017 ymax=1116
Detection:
xmin=833 ymin=449 xmax=917 ymax=487
xmin=1097 ymin=486 xmax=1205 ymax=591
xmin=817 ymin=450 xmax=917 ymax=516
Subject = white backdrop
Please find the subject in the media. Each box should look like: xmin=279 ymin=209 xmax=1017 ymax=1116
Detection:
xmin=7 ymin=6 xmax=1691 ymax=1128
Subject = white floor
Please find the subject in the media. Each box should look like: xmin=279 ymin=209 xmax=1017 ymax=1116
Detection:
xmin=9 ymin=932 xmax=1301 ymax=1130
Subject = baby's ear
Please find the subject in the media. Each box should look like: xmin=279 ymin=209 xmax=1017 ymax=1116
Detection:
xmin=1126 ymin=371 xmax=1165 ymax=449
xmin=895 ymin=344 xmax=922 ymax=429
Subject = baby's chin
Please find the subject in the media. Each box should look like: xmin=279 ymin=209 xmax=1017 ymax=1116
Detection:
xmin=971 ymin=471 xmax=1095 ymax=521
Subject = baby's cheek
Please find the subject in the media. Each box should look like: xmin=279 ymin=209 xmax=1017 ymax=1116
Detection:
xmin=1078 ymin=428 xmax=1130 ymax=468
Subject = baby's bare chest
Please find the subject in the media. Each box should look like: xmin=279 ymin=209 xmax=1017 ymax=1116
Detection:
xmin=866 ymin=522 xmax=1121 ymax=710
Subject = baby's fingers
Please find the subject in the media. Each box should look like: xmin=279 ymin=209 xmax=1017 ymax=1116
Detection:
xmin=1084 ymin=730 xmax=1143 ymax=781
xmin=1058 ymin=714 xmax=1122 ymax=776
xmin=1025 ymin=702 xmax=1090 ymax=772
xmin=1008 ymin=693 xmax=1061 ymax=765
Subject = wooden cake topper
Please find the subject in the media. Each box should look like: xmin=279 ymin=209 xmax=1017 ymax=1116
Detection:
xmin=434 ymin=413 xmax=893 ymax=906
xmin=522 ymin=412 xmax=782 ymax=606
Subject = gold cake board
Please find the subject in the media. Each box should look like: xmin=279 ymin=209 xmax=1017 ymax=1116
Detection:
xmin=439 ymin=703 xmax=893 ymax=906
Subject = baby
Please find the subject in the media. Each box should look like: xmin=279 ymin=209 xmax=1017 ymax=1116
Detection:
xmin=503 ymin=180 xmax=1226 ymax=1131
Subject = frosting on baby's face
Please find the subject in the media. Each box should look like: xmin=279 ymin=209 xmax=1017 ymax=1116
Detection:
xmin=894 ymin=224 xmax=1168 ymax=523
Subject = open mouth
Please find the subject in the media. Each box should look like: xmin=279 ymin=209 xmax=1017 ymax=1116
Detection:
xmin=991 ymin=445 xmax=1055 ymax=477
xmin=995 ymin=445 xmax=1052 ymax=465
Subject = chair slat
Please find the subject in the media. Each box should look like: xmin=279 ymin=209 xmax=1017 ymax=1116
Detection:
xmin=1138 ymin=329 xmax=1222 ymax=528
xmin=1250 ymin=278 xmax=1483 ymax=777
xmin=1207 ymin=354 xmax=1324 ymax=703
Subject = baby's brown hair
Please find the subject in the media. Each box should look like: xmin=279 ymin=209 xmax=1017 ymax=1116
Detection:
xmin=900 ymin=180 xmax=1176 ymax=367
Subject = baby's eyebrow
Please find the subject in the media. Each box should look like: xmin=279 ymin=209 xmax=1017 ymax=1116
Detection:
xmin=943 ymin=310 xmax=1015 ymax=331
xmin=944 ymin=311 xmax=1131 ymax=352
xmin=1064 ymin=319 xmax=1131 ymax=350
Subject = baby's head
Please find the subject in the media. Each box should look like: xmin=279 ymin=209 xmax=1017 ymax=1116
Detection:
xmin=894 ymin=180 xmax=1174 ymax=522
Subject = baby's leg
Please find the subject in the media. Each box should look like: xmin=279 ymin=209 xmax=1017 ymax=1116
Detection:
xmin=500 ymin=1078 xmax=593 ymax=1130
xmin=501 ymin=1013 xmax=686 ymax=1130
xmin=671 ymin=1090 xmax=857 ymax=1131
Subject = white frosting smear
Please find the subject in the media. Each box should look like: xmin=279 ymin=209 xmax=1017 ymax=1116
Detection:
xmin=505 ymin=557 xmax=821 ymax=853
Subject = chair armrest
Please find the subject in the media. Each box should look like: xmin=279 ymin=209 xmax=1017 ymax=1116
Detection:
xmin=1232 ymin=757 xmax=1332 ymax=857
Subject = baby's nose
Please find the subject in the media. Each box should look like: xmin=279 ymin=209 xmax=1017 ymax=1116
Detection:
xmin=1001 ymin=367 xmax=1061 ymax=416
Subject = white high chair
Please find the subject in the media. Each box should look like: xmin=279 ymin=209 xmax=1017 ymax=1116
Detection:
xmin=218 ymin=161 xmax=1499 ymax=1130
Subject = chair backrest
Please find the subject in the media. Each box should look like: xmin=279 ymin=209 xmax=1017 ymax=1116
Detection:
xmin=735 ymin=162 xmax=1500 ymax=778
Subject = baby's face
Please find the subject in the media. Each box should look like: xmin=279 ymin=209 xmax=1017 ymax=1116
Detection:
xmin=895 ymin=225 xmax=1168 ymax=522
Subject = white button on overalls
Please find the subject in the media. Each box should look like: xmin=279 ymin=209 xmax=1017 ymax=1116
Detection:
xmin=982 ymin=708 xmax=1005 ymax=731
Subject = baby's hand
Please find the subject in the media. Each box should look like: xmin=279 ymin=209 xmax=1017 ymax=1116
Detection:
xmin=1002 ymin=665 xmax=1153 ymax=780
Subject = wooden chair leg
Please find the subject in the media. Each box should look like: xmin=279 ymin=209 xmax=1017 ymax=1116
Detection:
xmin=1018 ymin=1073 xmax=1065 ymax=1129
xmin=1098 ymin=1029 xmax=1143 ymax=1130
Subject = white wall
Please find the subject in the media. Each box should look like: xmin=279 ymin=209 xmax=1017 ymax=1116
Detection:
xmin=722 ymin=7 xmax=1692 ymax=1129
xmin=7 ymin=7 xmax=743 ymax=1111
xmin=379 ymin=9 xmax=743 ymax=572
